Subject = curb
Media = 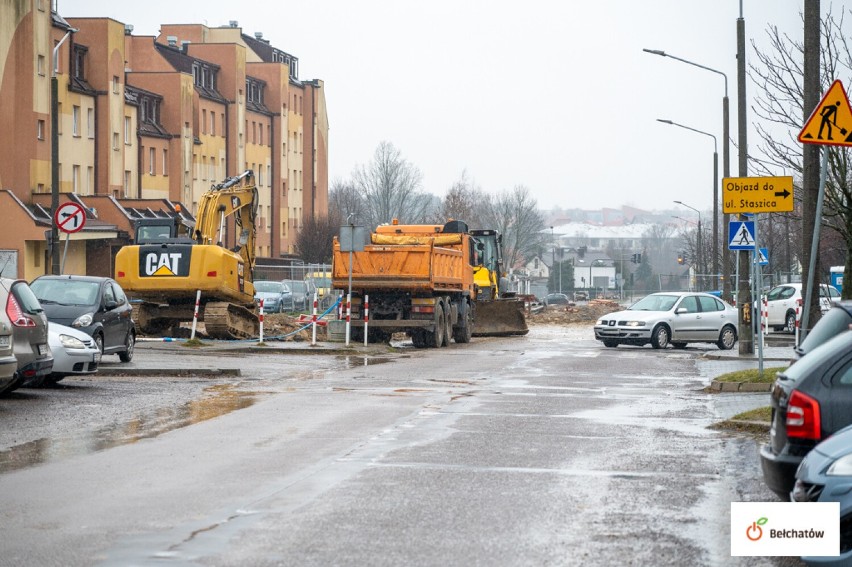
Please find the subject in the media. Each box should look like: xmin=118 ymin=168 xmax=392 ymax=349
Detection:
xmin=95 ymin=367 xmax=242 ymax=377
xmin=708 ymin=380 xmax=772 ymax=392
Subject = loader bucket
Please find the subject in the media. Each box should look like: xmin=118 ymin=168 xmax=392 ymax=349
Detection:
xmin=473 ymin=299 xmax=529 ymax=337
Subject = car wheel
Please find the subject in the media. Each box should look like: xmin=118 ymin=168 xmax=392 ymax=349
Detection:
xmin=94 ymin=333 xmax=104 ymax=355
xmin=119 ymin=331 xmax=135 ymax=362
xmin=672 ymin=342 xmax=687 ymax=349
xmin=784 ymin=311 xmax=797 ymax=333
xmin=650 ymin=325 xmax=670 ymax=349
xmin=602 ymin=340 xmax=619 ymax=348
xmin=717 ymin=325 xmax=737 ymax=350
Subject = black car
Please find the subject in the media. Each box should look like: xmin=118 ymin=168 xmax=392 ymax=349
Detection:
xmin=759 ymin=329 xmax=852 ymax=500
xmin=791 ymin=300 xmax=852 ymax=362
xmin=29 ymin=275 xmax=135 ymax=362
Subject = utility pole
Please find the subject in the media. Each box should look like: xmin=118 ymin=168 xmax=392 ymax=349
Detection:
xmin=736 ymin=3 xmax=754 ymax=355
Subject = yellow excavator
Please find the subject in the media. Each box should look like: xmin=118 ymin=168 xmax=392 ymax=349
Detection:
xmin=114 ymin=170 xmax=260 ymax=339
xmin=470 ymin=229 xmax=528 ymax=336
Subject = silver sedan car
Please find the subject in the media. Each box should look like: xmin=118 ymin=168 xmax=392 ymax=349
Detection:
xmin=594 ymin=292 xmax=738 ymax=350
xmin=45 ymin=322 xmax=100 ymax=385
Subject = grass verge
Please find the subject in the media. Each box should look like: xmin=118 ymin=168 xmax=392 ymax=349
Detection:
xmin=714 ymin=367 xmax=787 ymax=383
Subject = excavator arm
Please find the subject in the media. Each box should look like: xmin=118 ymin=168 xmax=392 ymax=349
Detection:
xmin=194 ymin=169 xmax=259 ymax=274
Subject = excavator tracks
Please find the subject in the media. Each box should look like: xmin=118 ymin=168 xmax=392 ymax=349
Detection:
xmin=203 ymin=302 xmax=260 ymax=340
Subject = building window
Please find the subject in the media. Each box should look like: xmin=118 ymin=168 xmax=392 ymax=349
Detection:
xmin=124 ymin=116 xmax=131 ymax=144
xmin=37 ymin=120 xmax=45 ymax=140
xmin=210 ymin=112 xmax=215 ymax=136
xmin=259 ymin=124 xmax=263 ymax=145
xmin=37 ymin=55 xmax=45 ymax=76
xmin=73 ymin=46 xmax=85 ymax=79
xmin=112 ymin=132 xmax=119 ymax=150
xmin=37 ymin=183 xmax=45 ymax=193
xmin=201 ymin=156 xmax=207 ymax=180
xmin=258 ymin=165 xmax=263 ymax=187
xmin=192 ymin=154 xmax=197 ymax=179
xmin=112 ymin=76 xmax=119 ymax=94
xmin=72 ymin=165 xmax=80 ymax=193
xmin=202 ymin=109 xmax=207 ymax=135
xmin=87 ymin=167 xmax=93 ymax=194
xmin=87 ymin=108 xmax=94 ymax=138
xmin=149 ymin=148 xmax=155 ymax=175
xmin=162 ymin=149 xmax=168 ymax=176
xmin=124 ymin=171 xmax=130 ymax=196
xmin=72 ymin=106 xmax=80 ymax=136
xmin=267 ymin=165 xmax=271 ymax=186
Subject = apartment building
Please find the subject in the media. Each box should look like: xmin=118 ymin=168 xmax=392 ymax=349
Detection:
xmin=0 ymin=4 xmax=328 ymax=280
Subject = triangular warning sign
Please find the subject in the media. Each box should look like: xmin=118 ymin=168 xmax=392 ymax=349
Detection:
xmin=730 ymin=223 xmax=755 ymax=248
xmin=798 ymin=80 xmax=852 ymax=146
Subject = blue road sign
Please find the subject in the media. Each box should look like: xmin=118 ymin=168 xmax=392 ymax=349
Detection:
xmin=757 ymin=248 xmax=769 ymax=265
xmin=729 ymin=220 xmax=756 ymax=250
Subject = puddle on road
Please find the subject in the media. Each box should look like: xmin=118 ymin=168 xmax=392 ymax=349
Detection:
xmin=334 ymin=355 xmax=399 ymax=369
xmin=0 ymin=385 xmax=262 ymax=474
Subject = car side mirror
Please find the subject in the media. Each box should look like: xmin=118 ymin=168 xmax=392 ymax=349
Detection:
xmin=104 ymin=300 xmax=118 ymax=310
xmin=675 ymin=307 xmax=688 ymax=315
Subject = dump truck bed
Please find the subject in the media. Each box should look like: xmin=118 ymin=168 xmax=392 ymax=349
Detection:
xmin=331 ymin=233 xmax=470 ymax=293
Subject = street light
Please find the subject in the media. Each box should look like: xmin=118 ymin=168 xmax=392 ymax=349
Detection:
xmin=658 ymin=119 xmax=717 ymax=290
xmin=674 ymin=201 xmax=703 ymax=290
xmin=644 ymin=48 xmax=728 ymax=300
xmin=550 ymin=226 xmax=555 ymax=294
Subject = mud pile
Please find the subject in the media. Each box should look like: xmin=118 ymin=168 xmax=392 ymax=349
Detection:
xmin=527 ymin=300 xmax=622 ymax=326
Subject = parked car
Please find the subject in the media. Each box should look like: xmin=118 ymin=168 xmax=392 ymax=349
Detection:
xmin=0 ymin=309 xmax=17 ymax=394
xmin=760 ymin=330 xmax=852 ymax=501
xmin=28 ymin=275 xmax=135 ymax=362
xmin=543 ymin=293 xmax=571 ymax=307
xmin=594 ymin=291 xmax=738 ymax=350
xmin=0 ymin=277 xmax=53 ymax=392
xmin=760 ymin=282 xmax=840 ymax=333
xmin=45 ymin=322 xmax=100 ymax=385
xmin=792 ymin=423 xmax=852 ymax=565
xmin=282 ymin=279 xmax=315 ymax=311
xmin=573 ymin=290 xmax=589 ymax=302
xmin=253 ymin=280 xmax=293 ymax=313
xmin=792 ymin=300 xmax=852 ymax=363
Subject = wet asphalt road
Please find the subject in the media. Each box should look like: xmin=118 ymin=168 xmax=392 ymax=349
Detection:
xmin=0 ymin=326 xmax=801 ymax=566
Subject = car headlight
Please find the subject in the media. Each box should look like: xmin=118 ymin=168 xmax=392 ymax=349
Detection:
xmin=58 ymin=334 xmax=87 ymax=349
xmin=72 ymin=312 xmax=94 ymax=328
xmin=826 ymin=454 xmax=852 ymax=476
xmin=596 ymin=319 xmax=605 ymax=325
xmin=625 ymin=321 xmax=646 ymax=327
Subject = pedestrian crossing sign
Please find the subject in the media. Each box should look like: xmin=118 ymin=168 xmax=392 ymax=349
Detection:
xmin=729 ymin=220 xmax=756 ymax=250
xmin=798 ymin=80 xmax=852 ymax=147
xmin=757 ymin=248 xmax=769 ymax=265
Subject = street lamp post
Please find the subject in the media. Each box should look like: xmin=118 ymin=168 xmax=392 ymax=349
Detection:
xmin=657 ymin=119 xmax=717 ymax=289
xmin=644 ymin=48 xmax=728 ymax=300
xmin=550 ymin=226 xmax=555 ymax=294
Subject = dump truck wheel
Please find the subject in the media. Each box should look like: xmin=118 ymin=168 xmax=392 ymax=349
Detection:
xmin=441 ymin=300 xmax=452 ymax=347
xmin=429 ymin=303 xmax=446 ymax=348
xmin=452 ymin=305 xmax=472 ymax=344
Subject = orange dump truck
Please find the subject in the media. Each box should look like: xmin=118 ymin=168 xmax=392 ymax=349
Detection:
xmin=331 ymin=219 xmax=477 ymax=347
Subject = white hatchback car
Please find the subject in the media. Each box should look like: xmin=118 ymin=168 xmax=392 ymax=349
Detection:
xmin=594 ymin=291 xmax=738 ymax=350
xmin=761 ymin=283 xmax=840 ymax=332
xmin=45 ymin=322 xmax=100 ymax=385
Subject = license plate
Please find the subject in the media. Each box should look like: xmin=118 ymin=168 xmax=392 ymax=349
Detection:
xmin=0 ymin=336 xmax=9 ymax=347
xmin=38 ymin=343 xmax=48 ymax=356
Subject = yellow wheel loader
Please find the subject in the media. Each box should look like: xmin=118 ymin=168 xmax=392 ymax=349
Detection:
xmin=469 ymin=229 xmax=529 ymax=336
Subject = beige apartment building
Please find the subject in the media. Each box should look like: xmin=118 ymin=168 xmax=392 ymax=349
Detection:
xmin=0 ymin=3 xmax=328 ymax=280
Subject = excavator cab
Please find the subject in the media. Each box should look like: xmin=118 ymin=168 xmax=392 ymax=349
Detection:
xmin=469 ymin=229 xmax=528 ymax=336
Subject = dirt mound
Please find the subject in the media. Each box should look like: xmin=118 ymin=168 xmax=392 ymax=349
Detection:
xmin=527 ymin=300 xmax=622 ymax=326
xmin=260 ymin=313 xmax=324 ymax=341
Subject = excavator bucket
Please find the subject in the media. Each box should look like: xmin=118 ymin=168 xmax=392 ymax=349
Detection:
xmin=473 ymin=299 xmax=529 ymax=337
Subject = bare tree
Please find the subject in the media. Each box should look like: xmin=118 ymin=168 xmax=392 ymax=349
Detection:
xmin=329 ymin=178 xmax=365 ymax=226
xmin=479 ymin=185 xmax=546 ymax=270
xmin=295 ymin=212 xmax=340 ymax=264
xmin=438 ymin=170 xmax=486 ymax=227
xmin=352 ymin=141 xmax=436 ymax=227
xmin=749 ymin=8 xmax=852 ymax=299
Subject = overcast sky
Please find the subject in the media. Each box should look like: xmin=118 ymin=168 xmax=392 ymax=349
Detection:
xmin=59 ymin=0 xmax=809 ymax=216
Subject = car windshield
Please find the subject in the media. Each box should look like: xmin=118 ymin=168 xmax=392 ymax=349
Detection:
xmin=254 ymin=281 xmax=284 ymax=293
xmin=286 ymin=281 xmax=306 ymax=293
xmin=30 ymin=279 xmax=99 ymax=306
xmin=629 ymin=294 xmax=679 ymax=312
